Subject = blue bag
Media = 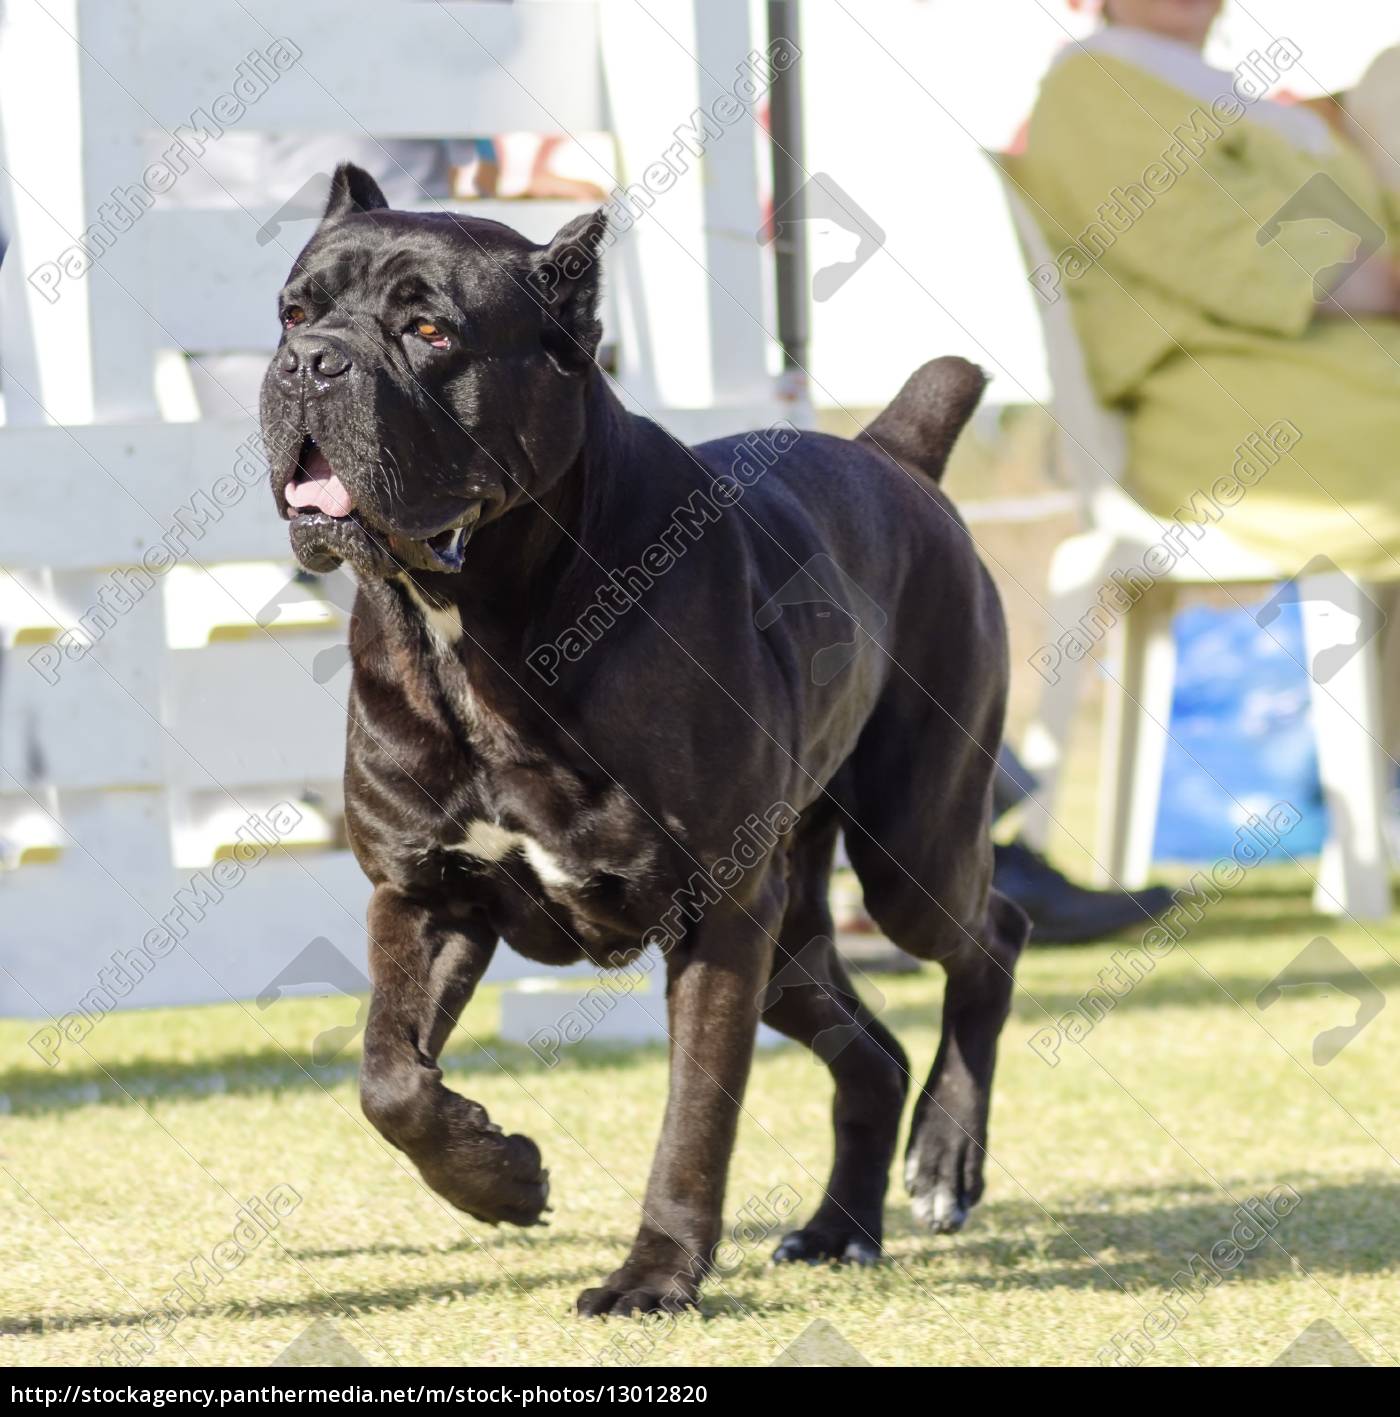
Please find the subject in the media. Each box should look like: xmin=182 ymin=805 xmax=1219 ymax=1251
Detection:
xmin=1152 ymin=600 xmax=1326 ymax=863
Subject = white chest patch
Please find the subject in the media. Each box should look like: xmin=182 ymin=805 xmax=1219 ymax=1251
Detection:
xmin=399 ymin=578 xmax=463 ymax=651
xmin=449 ymin=820 xmax=581 ymax=888
xmin=398 ymin=576 xmax=486 ymax=725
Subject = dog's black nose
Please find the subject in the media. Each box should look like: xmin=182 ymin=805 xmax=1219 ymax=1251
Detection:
xmin=278 ymin=334 xmax=352 ymax=389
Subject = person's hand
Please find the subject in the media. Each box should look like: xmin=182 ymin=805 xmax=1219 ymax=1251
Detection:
xmin=1317 ymin=252 xmax=1400 ymax=317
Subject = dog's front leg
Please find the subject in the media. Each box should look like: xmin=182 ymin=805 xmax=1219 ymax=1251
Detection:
xmin=359 ymin=885 xmax=550 ymax=1227
xmin=577 ymin=881 xmax=783 ymax=1317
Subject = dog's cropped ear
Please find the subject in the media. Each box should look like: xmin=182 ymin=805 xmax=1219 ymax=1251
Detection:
xmin=529 ymin=209 xmax=608 ymax=372
xmin=323 ymin=162 xmax=389 ymax=221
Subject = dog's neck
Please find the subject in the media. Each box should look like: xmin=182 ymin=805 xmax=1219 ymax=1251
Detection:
xmin=378 ymin=371 xmax=630 ymax=675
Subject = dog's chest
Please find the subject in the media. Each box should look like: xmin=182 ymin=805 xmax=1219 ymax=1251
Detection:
xmin=446 ymin=818 xmax=581 ymax=888
xmin=440 ymin=782 xmax=662 ymax=966
xmin=393 ymin=581 xmax=662 ymax=932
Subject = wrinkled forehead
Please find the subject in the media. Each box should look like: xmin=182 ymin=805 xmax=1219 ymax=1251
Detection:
xmin=283 ymin=210 xmax=541 ymax=316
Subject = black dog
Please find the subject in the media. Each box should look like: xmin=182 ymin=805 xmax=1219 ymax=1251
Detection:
xmin=261 ymin=163 xmax=1026 ymax=1317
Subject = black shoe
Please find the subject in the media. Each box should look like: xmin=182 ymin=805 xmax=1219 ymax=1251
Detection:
xmin=993 ymin=840 xmax=1174 ymax=945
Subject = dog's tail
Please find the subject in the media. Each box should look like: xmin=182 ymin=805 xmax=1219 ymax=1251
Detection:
xmin=855 ymin=356 xmax=987 ymax=484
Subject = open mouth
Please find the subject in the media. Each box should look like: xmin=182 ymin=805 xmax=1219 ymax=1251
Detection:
xmin=417 ymin=522 xmax=472 ymax=571
xmin=282 ymin=436 xmax=481 ymax=573
xmin=285 ymin=437 xmax=354 ymax=519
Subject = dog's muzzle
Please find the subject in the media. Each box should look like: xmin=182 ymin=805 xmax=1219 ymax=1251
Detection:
xmin=281 ymin=435 xmax=485 ymax=575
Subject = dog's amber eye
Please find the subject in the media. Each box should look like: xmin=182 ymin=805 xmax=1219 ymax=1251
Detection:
xmin=282 ymin=305 xmax=306 ymax=329
xmin=413 ymin=320 xmax=451 ymax=349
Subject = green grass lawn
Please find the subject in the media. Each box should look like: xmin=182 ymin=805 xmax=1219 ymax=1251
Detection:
xmin=2 ymin=866 xmax=1397 ymax=1368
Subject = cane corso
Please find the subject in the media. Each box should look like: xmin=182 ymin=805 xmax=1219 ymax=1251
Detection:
xmin=261 ymin=163 xmax=1026 ymax=1316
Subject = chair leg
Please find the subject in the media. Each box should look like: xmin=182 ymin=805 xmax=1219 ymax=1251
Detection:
xmin=1301 ymin=575 xmax=1391 ymax=920
xmin=1381 ymin=590 xmax=1400 ymax=761
xmin=1019 ymin=531 xmax=1119 ymax=853
xmin=1097 ymin=585 xmax=1176 ymax=889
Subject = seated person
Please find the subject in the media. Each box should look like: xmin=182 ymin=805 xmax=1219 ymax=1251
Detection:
xmin=1010 ymin=0 xmax=1400 ymax=590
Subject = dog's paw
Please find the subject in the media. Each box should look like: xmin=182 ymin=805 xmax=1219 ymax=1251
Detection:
xmin=772 ymin=1223 xmax=881 ymax=1266
xmin=904 ymin=1128 xmax=981 ymax=1234
xmin=576 ymin=1269 xmax=699 ymax=1319
xmin=908 ymin=1178 xmax=969 ymax=1233
xmin=426 ymin=1129 xmax=551 ymax=1228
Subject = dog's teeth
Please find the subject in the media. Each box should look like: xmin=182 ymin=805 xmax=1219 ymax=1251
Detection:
xmin=443 ymin=527 xmax=466 ymax=567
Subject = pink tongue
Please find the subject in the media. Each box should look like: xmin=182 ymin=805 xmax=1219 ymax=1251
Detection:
xmin=285 ymin=447 xmax=354 ymax=518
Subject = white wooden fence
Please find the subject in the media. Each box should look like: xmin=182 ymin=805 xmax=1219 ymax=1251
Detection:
xmin=0 ymin=0 xmax=786 ymax=1020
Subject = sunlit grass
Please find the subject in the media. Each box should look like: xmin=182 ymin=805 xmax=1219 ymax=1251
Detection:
xmin=2 ymin=863 xmax=1396 ymax=1367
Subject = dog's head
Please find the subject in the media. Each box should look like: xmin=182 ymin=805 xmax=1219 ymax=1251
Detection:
xmin=260 ymin=162 xmax=607 ymax=577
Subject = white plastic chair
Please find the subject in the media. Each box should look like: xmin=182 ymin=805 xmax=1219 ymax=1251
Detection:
xmin=997 ymin=175 xmax=1392 ymax=920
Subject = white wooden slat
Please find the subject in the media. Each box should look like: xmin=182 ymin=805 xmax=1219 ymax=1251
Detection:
xmin=170 ymin=790 xmax=340 ymax=869
xmin=164 ymin=563 xmax=344 ymax=648
xmin=599 ymin=0 xmax=775 ymax=409
xmin=165 ymin=637 xmax=349 ymax=792
xmin=55 ymin=790 xmax=173 ymax=881
xmin=5 ymin=604 xmax=348 ymax=796
xmin=75 ymin=0 xmax=160 ymax=419
xmin=0 ymin=846 xmax=372 ymax=1017
xmin=1 ymin=842 xmax=596 ymax=1019
xmin=88 ymin=1 xmax=605 ymax=137
xmin=6 ymin=576 xmax=170 ymax=791
xmin=0 ymin=417 xmax=275 ymax=568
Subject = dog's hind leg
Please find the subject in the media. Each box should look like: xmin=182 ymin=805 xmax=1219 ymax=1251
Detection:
xmin=358 ymin=885 xmax=550 ymax=1227
xmin=762 ymin=810 xmax=909 ymax=1265
xmin=902 ymin=891 xmax=1025 ymax=1232
xmin=839 ymin=693 xmax=1027 ymax=1236
xmin=846 ymin=829 xmax=1027 ymax=1232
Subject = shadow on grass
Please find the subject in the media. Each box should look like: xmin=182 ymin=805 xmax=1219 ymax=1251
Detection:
xmin=0 ymin=1036 xmax=673 ymax=1117
xmin=1001 ymin=960 xmax=1400 ymax=1027
xmin=11 ymin=1177 xmax=1393 ymax=1340
xmin=0 ymin=1260 xmax=608 ymax=1339
xmin=285 ymin=1228 xmax=627 ymax=1263
xmin=882 ymin=1175 xmax=1400 ymax=1292
xmin=880 ymin=958 xmax=1400 ymax=1036
xmin=876 ymin=893 xmax=1400 ymax=1030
